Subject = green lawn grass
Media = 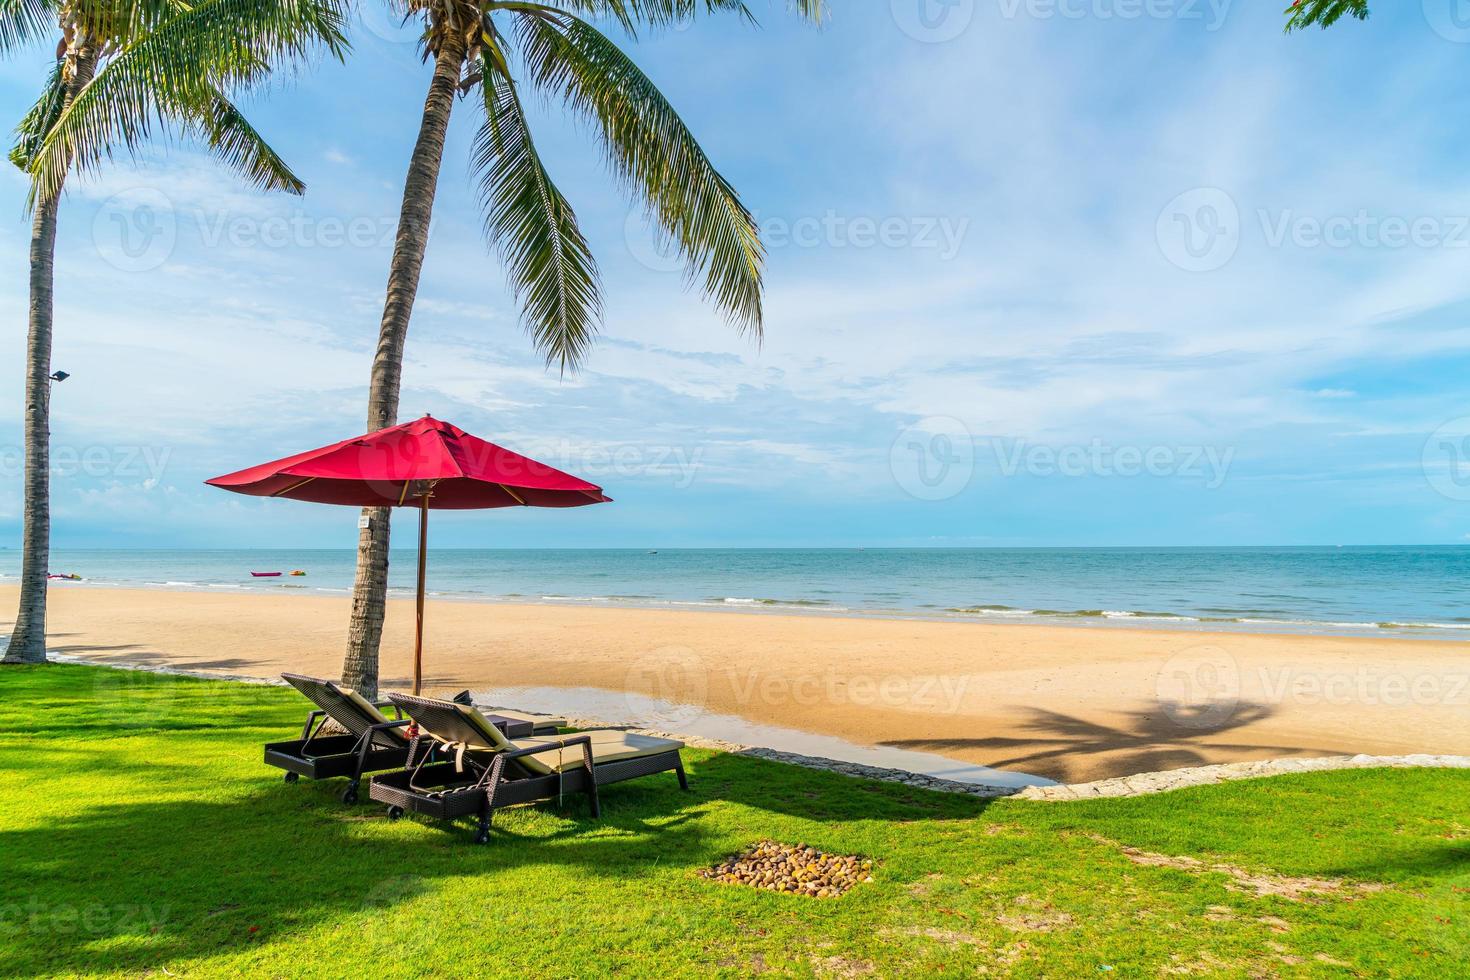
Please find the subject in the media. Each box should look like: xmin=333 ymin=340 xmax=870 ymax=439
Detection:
xmin=2 ymin=664 xmax=1466 ymax=977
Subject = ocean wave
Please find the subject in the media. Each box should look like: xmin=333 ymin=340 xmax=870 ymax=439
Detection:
xmin=1200 ymin=606 xmax=1292 ymax=616
xmin=718 ymin=597 xmax=835 ymax=608
xmin=1232 ymin=616 xmax=1446 ymax=632
xmin=947 ymin=606 xmax=1470 ymax=633
xmin=1027 ymin=608 xmax=1207 ymax=622
xmin=947 ymin=605 xmax=1034 ymax=617
xmin=946 ymin=606 xmax=1206 ymax=622
xmin=526 ymin=593 xmax=850 ymax=613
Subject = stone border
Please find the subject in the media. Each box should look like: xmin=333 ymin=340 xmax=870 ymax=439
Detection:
xmin=43 ymin=654 xmax=1470 ymax=802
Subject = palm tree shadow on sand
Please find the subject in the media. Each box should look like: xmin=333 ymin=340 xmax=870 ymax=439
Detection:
xmin=882 ymin=701 xmax=1345 ymax=784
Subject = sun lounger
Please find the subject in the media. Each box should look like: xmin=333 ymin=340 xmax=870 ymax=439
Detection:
xmin=369 ymin=694 xmax=688 ymax=844
xmin=264 ymin=674 xmax=417 ymax=803
xmin=266 ymin=675 xmax=570 ymax=805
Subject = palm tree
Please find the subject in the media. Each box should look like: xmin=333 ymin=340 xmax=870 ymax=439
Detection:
xmin=341 ymin=0 xmax=825 ymax=697
xmin=1 ymin=0 xmax=348 ymax=665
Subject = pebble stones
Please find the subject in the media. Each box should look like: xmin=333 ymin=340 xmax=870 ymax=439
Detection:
xmin=699 ymin=841 xmax=874 ymax=898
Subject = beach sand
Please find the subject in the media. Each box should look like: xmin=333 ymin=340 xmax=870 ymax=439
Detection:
xmin=10 ymin=584 xmax=1469 ymax=783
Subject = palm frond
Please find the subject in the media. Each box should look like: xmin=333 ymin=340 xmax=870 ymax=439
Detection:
xmin=189 ymin=92 xmax=305 ymax=193
xmin=781 ymin=0 xmax=826 ymax=24
xmin=491 ymin=0 xmax=823 ymax=37
xmin=1284 ymin=0 xmax=1369 ymax=31
xmin=76 ymin=0 xmax=193 ymax=50
xmin=475 ymin=55 xmax=602 ymax=372
xmin=27 ymin=0 xmax=348 ymax=203
xmin=515 ymin=9 xmax=764 ymax=334
xmin=0 ymin=0 xmax=57 ymax=56
xmin=492 ymin=1 xmax=750 ymax=36
xmin=9 ymin=60 xmax=65 ymax=172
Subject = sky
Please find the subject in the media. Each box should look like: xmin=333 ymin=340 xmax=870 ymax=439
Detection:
xmin=2 ymin=1 xmax=1470 ymax=549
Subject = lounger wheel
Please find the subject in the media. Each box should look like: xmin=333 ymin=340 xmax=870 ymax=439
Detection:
xmin=385 ymin=805 xmax=405 ymax=821
xmin=473 ymin=809 xmax=493 ymax=845
xmin=340 ymin=783 xmax=360 ymax=805
xmin=283 ymin=772 xmax=299 ymax=784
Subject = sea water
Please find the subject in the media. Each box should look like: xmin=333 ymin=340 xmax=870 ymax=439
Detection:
xmin=4 ymin=546 xmax=1467 ymax=641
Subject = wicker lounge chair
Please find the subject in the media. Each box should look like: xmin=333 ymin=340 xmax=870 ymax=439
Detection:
xmin=369 ymin=693 xmax=688 ymax=844
xmin=263 ymin=674 xmax=416 ymax=804
xmin=266 ymin=676 xmax=562 ymax=804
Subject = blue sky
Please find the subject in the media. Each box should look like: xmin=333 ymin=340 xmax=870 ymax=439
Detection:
xmin=2 ymin=1 xmax=1470 ymax=549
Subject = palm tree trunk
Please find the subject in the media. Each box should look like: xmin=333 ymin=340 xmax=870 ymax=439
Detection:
xmin=341 ymin=30 xmax=466 ymax=698
xmin=5 ymin=46 xmax=97 ymax=666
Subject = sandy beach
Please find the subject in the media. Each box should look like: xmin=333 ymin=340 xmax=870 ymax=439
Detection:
xmin=11 ymin=584 xmax=1469 ymax=783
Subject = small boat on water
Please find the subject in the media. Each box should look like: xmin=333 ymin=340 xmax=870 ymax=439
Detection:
xmin=47 ymin=573 xmax=82 ymax=581
xmin=290 ymin=570 xmax=306 ymax=576
xmin=251 ymin=571 xmax=283 ymax=578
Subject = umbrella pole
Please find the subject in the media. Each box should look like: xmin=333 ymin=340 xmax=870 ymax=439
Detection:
xmin=414 ymin=493 xmax=428 ymax=695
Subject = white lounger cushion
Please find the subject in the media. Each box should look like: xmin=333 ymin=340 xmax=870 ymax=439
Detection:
xmin=482 ymin=708 xmax=567 ymax=730
xmin=438 ymin=703 xmax=680 ymax=774
xmin=508 ymin=732 xmax=685 ymax=775
xmin=341 ymin=689 xmax=391 ymax=725
xmin=333 ymin=689 xmax=410 ymax=744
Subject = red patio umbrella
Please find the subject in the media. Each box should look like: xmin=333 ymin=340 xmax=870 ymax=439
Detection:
xmin=206 ymin=415 xmax=609 ymax=693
